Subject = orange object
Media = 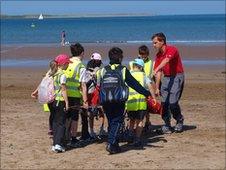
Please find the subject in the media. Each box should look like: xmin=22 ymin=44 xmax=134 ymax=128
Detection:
xmin=146 ymin=97 xmax=162 ymax=115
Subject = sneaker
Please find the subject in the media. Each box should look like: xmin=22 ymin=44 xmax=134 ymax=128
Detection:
xmin=106 ymin=143 xmax=121 ymax=154
xmin=53 ymin=144 xmax=65 ymax=153
xmin=161 ymin=125 xmax=172 ymax=134
xmin=51 ymin=145 xmax=55 ymax=152
xmin=67 ymin=138 xmax=80 ymax=148
xmin=174 ymin=122 xmax=183 ymax=133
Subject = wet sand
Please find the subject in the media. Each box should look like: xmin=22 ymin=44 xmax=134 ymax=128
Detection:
xmin=1 ymin=44 xmax=225 ymax=169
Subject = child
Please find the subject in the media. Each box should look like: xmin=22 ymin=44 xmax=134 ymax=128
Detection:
xmin=126 ymin=58 xmax=156 ymax=147
xmin=86 ymin=53 xmax=107 ymax=139
xmin=31 ymin=60 xmax=58 ymax=138
xmin=51 ymin=54 xmax=71 ymax=153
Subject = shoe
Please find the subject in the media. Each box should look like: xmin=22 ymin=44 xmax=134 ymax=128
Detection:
xmin=99 ymin=128 xmax=108 ymax=137
xmin=161 ymin=125 xmax=172 ymax=134
xmin=143 ymin=122 xmax=152 ymax=133
xmin=67 ymin=138 xmax=80 ymax=148
xmin=51 ymin=145 xmax=55 ymax=152
xmin=174 ymin=122 xmax=183 ymax=133
xmin=53 ymin=144 xmax=65 ymax=153
xmin=90 ymin=131 xmax=97 ymax=139
xmin=106 ymin=143 xmax=121 ymax=154
xmin=132 ymin=140 xmax=143 ymax=148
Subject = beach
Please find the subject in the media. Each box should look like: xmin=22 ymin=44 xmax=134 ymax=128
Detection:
xmin=1 ymin=43 xmax=225 ymax=169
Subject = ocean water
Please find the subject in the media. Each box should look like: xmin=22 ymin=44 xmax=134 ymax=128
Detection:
xmin=1 ymin=14 xmax=225 ymax=45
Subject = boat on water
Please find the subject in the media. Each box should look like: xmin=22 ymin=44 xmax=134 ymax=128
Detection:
xmin=38 ymin=14 xmax=43 ymax=20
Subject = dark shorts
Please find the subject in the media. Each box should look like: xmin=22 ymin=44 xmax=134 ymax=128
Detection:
xmin=127 ymin=110 xmax=147 ymax=120
xmin=67 ymin=97 xmax=81 ymax=121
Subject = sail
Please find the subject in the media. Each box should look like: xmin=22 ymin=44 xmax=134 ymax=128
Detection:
xmin=38 ymin=14 xmax=43 ymax=20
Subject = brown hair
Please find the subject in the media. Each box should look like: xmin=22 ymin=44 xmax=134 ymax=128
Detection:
xmin=151 ymin=32 xmax=167 ymax=44
xmin=48 ymin=60 xmax=58 ymax=76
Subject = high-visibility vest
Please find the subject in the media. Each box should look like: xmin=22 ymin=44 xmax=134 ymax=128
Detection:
xmin=126 ymin=71 xmax=147 ymax=111
xmin=144 ymin=59 xmax=153 ymax=78
xmin=64 ymin=59 xmax=85 ymax=98
xmin=54 ymin=69 xmax=65 ymax=101
xmin=129 ymin=58 xmax=153 ymax=77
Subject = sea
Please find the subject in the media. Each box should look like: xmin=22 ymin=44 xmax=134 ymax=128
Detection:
xmin=1 ymin=14 xmax=225 ymax=67
xmin=1 ymin=14 xmax=225 ymax=45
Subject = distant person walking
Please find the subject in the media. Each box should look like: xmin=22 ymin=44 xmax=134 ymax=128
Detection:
xmin=61 ymin=31 xmax=66 ymax=46
xmin=152 ymin=32 xmax=185 ymax=134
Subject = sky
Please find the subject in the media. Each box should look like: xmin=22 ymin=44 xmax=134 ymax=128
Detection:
xmin=1 ymin=1 xmax=225 ymax=16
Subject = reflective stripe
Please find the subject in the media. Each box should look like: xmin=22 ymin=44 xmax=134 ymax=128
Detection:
xmin=126 ymin=98 xmax=146 ymax=103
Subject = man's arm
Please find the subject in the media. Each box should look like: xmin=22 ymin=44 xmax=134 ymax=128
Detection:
xmin=154 ymin=58 xmax=169 ymax=75
xmin=155 ymin=71 xmax=162 ymax=96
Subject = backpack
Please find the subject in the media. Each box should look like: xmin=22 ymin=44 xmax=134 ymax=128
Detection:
xmin=38 ymin=75 xmax=55 ymax=104
xmin=99 ymin=65 xmax=129 ymax=104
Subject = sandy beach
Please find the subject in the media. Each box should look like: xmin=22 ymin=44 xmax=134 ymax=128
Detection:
xmin=1 ymin=44 xmax=225 ymax=169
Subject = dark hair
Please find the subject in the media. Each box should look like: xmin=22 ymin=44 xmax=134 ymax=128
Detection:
xmin=70 ymin=43 xmax=84 ymax=56
xmin=151 ymin=32 xmax=166 ymax=44
xmin=139 ymin=45 xmax=149 ymax=55
xmin=86 ymin=59 xmax=102 ymax=69
xmin=49 ymin=60 xmax=58 ymax=76
xmin=108 ymin=47 xmax=123 ymax=64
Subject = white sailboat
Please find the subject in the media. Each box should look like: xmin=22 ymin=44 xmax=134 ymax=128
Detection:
xmin=38 ymin=13 xmax=43 ymax=20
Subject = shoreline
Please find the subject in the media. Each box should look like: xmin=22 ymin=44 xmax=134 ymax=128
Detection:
xmin=1 ymin=43 xmax=225 ymax=61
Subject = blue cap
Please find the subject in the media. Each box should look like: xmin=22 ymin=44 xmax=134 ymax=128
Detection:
xmin=133 ymin=58 xmax=144 ymax=68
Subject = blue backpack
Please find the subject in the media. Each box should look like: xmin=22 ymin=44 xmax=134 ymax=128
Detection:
xmin=100 ymin=65 xmax=129 ymax=104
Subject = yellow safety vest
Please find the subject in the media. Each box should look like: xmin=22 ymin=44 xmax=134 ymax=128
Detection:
xmin=129 ymin=58 xmax=153 ymax=77
xmin=64 ymin=59 xmax=85 ymax=98
xmin=126 ymin=71 xmax=147 ymax=111
xmin=54 ymin=69 xmax=65 ymax=101
xmin=144 ymin=59 xmax=153 ymax=78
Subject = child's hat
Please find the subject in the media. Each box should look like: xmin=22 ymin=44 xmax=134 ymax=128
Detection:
xmin=133 ymin=58 xmax=144 ymax=68
xmin=55 ymin=54 xmax=72 ymax=65
xmin=91 ymin=52 xmax=102 ymax=60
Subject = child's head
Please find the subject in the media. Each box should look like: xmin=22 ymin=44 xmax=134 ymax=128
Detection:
xmin=70 ymin=43 xmax=84 ymax=57
xmin=90 ymin=52 xmax=102 ymax=68
xmin=138 ymin=45 xmax=149 ymax=61
xmin=133 ymin=58 xmax=144 ymax=71
xmin=55 ymin=54 xmax=72 ymax=70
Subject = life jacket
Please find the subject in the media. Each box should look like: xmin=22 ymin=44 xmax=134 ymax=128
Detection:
xmin=99 ymin=64 xmax=128 ymax=104
xmin=126 ymin=70 xmax=147 ymax=111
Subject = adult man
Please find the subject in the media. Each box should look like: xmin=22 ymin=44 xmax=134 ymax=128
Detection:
xmin=97 ymin=47 xmax=152 ymax=154
xmin=152 ymin=32 xmax=184 ymax=133
xmin=65 ymin=43 xmax=89 ymax=147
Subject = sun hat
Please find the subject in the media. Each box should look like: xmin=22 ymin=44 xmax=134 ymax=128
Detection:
xmin=133 ymin=58 xmax=144 ymax=68
xmin=91 ymin=52 xmax=102 ymax=60
xmin=55 ymin=54 xmax=72 ymax=65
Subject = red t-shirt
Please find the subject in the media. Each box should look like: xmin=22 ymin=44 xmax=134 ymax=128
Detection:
xmin=154 ymin=45 xmax=184 ymax=76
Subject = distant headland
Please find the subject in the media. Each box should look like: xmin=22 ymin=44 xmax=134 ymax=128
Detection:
xmin=1 ymin=13 xmax=154 ymax=19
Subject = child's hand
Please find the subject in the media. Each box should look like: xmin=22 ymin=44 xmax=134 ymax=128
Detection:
xmin=31 ymin=91 xmax=38 ymax=99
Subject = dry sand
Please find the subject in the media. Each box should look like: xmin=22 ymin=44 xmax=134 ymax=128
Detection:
xmin=1 ymin=44 xmax=225 ymax=169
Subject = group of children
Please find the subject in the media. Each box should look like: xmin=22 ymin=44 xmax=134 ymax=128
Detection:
xmin=31 ymin=43 xmax=160 ymax=153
